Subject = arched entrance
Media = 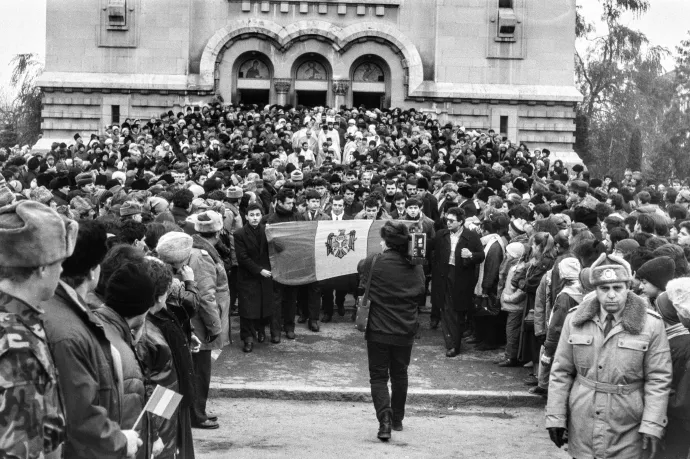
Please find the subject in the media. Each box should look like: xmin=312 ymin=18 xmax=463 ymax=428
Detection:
xmin=234 ymin=53 xmax=273 ymax=106
xmin=351 ymin=56 xmax=390 ymax=109
xmin=292 ymin=54 xmax=331 ymax=107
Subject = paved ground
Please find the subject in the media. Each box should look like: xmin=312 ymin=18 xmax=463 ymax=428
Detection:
xmin=212 ymin=305 xmax=536 ymax=396
xmin=193 ymin=399 xmax=570 ymax=459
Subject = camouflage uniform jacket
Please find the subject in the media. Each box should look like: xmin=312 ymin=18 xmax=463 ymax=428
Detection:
xmin=0 ymin=290 xmax=65 ymax=458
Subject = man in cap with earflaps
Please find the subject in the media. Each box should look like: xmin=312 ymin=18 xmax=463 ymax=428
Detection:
xmin=546 ymin=253 xmax=672 ymax=459
xmin=0 ymin=201 xmax=78 ymax=457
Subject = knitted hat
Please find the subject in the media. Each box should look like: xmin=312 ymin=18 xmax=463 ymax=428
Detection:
xmin=193 ymin=210 xmax=223 ymax=233
xmin=0 ymin=201 xmax=78 ymax=267
xmin=75 ymin=172 xmax=94 ymax=187
xmin=510 ymin=218 xmax=526 ymax=235
xmin=120 ymin=201 xmax=142 ymax=217
xmin=105 ymin=262 xmax=156 ymax=318
xmin=656 ymin=292 xmax=681 ymax=325
xmin=559 ymin=257 xmax=582 ymax=281
xmin=506 ymin=242 xmax=525 ymax=259
xmin=589 ymin=253 xmax=633 ymax=286
xmin=290 ymin=170 xmax=304 ymax=182
xmin=614 ymin=239 xmax=639 ymax=256
xmin=70 ymin=196 xmax=93 ymax=215
xmin=666 ymin=277 xmax=690 ymax=322
xmin=29 ymin=186 xmax=53 ymax=205
xmin=0 ymin=185 xmax=16 ymax=207
xmin=156 ymin=232 xmax=193 ymax=264
xmin=636 ymin=256 xmax=675 ymax=291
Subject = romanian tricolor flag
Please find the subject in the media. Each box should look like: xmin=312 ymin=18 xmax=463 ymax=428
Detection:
xmin=266 ymin=220 xmax=387 ymax=285
xmin=142 ymin=385 xmax=183 ymax=420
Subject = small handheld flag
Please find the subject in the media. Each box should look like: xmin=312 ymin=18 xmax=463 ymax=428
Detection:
xmin=132 ymin=385 xmax=183 ymax=429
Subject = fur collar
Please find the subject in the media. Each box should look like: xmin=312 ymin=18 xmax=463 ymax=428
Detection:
xmin=572 ymin=291 xmax=647 ymax=335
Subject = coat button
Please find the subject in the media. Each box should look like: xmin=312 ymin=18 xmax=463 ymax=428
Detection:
xmin=598 ymin=365 xmax=603 ymax=369
xmin=596 ymin=411 xmax=600 ymax=415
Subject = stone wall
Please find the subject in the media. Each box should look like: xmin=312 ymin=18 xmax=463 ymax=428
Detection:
xmin=37 ymin=0 xmax=581 ymax=152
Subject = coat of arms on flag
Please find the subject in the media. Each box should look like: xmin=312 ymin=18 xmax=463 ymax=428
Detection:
xmin=326 ymin=229 xmax=357 ymax=259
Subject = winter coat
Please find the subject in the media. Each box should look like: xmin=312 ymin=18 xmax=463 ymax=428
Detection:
xmin=300 ymin=209 xmax=331 ymax=221
xmin=542 ymin=290 xmax=581 ymax=358
xmin=234 ymin=223 xmax=273 ymax=319
xmin=500 ymin=263 xmax=526 ymax=313
xmin=546 ymin=292 xmax=672 ymax=459
xmin=264 ymin=204 xmax=303 ymax=224
xmin=429 ymin=228 xmax=485 ymax=312
xmin=533 ymin=272 xmax=551 ymax=337
xmin=478 ymin=235 xmax=505 ymax=295
xmin=188 ymin=246 xmax=223 ymax=350
xmin=42 ymin=282 xmax=128 ymax=459
xmin=137 ymin=319 xmax=186 ymax=459
xmin=95 ymin=305 xmax=150 ymax=459
xmin=192 ymin=235 xmax=231 ymax=348
xmin=358 ymin=250 xmax=425 ymax=347
xmin=147 ymin=308 xmax=195 ymax=459
xmin=663 ymin=332 xmax=690 ymax=457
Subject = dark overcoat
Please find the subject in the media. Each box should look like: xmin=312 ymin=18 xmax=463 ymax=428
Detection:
xmin=234 ymin=223 xmax=273 ymax=319
xmin=430 ymin=228 xmax=484 ymax=311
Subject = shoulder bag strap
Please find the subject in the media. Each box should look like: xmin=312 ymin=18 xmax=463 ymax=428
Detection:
xmin=362 ymin=254 xmax=379 ymax=305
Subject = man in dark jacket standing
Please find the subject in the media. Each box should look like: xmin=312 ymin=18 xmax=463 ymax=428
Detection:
xmin=235 ymin=203 xmax=274 ymax=352
xmin=43 ymin=220 xmax=142 ymax=459
xmin=265 ymin=189 xmax=303 ymax=341
xmin=429 ymin=207 xmax=484 ymax=356
xmin=359 ymin=220 xmax=425 ymax=441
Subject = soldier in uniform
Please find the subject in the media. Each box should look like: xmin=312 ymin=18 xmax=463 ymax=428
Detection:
xmin=546 ymin=253 xmax=672 ymax=459
xmin=0 ymin=201 xmax=78 ymax=458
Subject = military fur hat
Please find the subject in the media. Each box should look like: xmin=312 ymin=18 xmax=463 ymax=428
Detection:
xmin=193 ymin=210 xmax=223 ymax=233
xmin=589 ymin=253 xmax=633 ymax=286
xmin=0 ymin=201 xmax=78 ymax=267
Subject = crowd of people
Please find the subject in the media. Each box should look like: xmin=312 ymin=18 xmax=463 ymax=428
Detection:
xmin=1 ymin=102 xmax=690 ymax=457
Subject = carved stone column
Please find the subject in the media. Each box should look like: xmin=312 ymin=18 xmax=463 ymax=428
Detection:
xmin=273 ymin=78 xmax=292 ymax=105
xmin=332 ymin=79 xmax=350 ymax=109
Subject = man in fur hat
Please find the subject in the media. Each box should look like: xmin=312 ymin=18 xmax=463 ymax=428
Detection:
xmin=546 ymin=253 xmax=672 ymax=458
xmin=0 ymin=201 xmax=78 ymax=457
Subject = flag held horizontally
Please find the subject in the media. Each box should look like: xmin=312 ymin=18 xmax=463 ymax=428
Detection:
xmin=132 ymin=385 xmax=183 ymax=429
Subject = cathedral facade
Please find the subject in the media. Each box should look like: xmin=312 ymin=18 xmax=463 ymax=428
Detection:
xmin=37 ymin=0 xmax=581 ymax=151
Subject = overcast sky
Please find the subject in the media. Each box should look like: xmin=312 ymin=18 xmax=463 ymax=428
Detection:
xmin=0 ymin=0 xmax=687 ymax=90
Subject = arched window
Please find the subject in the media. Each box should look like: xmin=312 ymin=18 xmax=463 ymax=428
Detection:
xmin=296 ymin=60 xmax=327 ymax=81
xmin=235 ymin=55 xmax=272 ymax=105
xmin=350 ymin=58 xmax=389 ymax=109
xmin=238 ymin=58 xmax=270 ymax=79
xmin=352 ymin=62 xmax=385 ymax=83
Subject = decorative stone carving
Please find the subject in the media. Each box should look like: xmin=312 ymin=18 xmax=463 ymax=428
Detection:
xmin=273 ymin=78 xmax=292 ymax=93
xmin=332 ymin=79 xmax=350 ymax=95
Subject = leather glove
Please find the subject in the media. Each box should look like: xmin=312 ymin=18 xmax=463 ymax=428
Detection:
xmin=641 ymin=434 xmax=660 ymax=459
xmin=207 ymin=333 xmax=220 ymax=343
xmin=536 ymin=334 xmax=546 ymax=346
xmin=547 ymin=427 xmax=567 ymax=448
